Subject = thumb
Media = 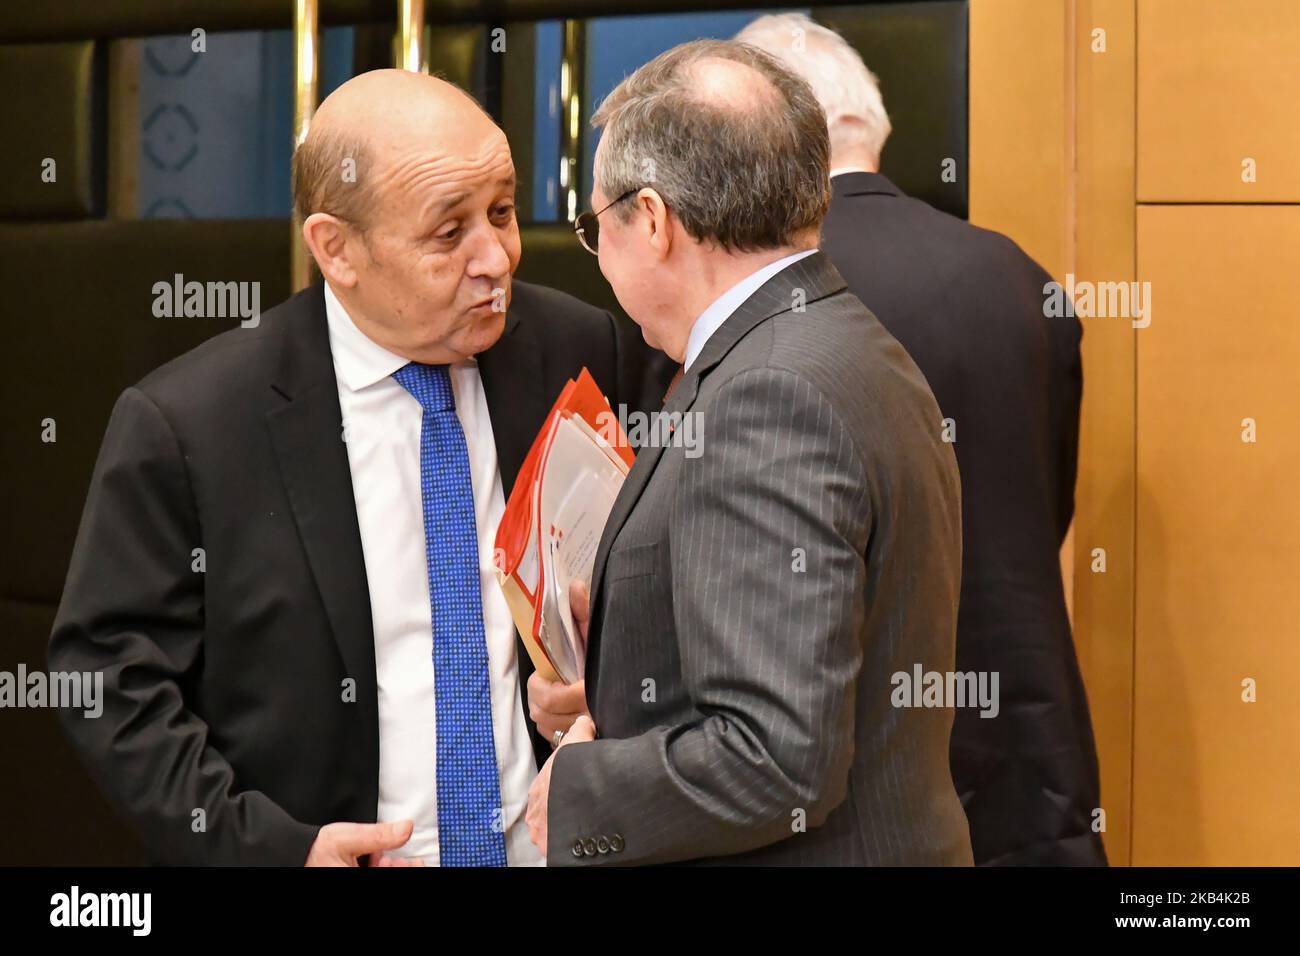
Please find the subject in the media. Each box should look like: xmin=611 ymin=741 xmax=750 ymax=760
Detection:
xmin=569 ymin=579 xmax=591 ymax=640
xmin=339 ymin=820 xmax=413 ymax=857
xmin=563 ymin=714 xmax=597 ymax=744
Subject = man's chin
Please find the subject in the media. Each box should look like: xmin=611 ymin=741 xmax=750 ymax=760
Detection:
xmin=456 ymin=309 xmax=508 ymax=358
xmin=402 ymin=313 xmax=505 ymax=366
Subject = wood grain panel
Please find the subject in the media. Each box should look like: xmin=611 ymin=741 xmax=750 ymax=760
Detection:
xmin=1134 ymin=204 xmax=1300 ymax=864
xmin=1138 ymin=0 xmax=1300 ymax=201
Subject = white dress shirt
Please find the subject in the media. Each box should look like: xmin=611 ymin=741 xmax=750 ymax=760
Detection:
xmin=324 ymin=283 xmax=543 ymax=866
xmin=682 ymin=249 xmax=819 ymax=372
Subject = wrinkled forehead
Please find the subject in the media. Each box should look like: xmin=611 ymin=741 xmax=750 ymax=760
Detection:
xmin=372 ymin=122 xmax=516 ymax=213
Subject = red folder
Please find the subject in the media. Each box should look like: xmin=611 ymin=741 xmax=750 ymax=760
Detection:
xmin=494 ymin=368 xmax=633 ymax=682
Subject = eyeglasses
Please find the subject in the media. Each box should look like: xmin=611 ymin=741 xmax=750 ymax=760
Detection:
xmin=573 ymin=188 xmax=640 ymax=255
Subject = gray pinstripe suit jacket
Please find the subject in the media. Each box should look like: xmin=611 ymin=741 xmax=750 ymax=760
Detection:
xmin=548 ymin=251 xmax=974 ymax=866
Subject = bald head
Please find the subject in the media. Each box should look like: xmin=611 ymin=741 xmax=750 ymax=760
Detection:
xmin=293 ymin=69 xmax=504 ymax=228
xmin=294 ymin=68 xmax=522 ymax=366
xmin=684 ymin=56 xmax=784 ymax=113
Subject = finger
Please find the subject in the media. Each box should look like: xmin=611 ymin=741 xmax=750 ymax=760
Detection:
xmin=336 ymin=819 xmax=414 ymax=857
xmin=525 ymin=809 xmax=537 ymax=844
xmin=550 ymin=680 xmax=587 ymax=713
xmin=530 ymin=672 xmax=587 ymax=715
xmin=526 ymin=670 xmax=549 ymax=705
xmin=569 ymin=580 xmax=591 ymax=641
xmin=526 ymin=798 xmax=542 ymax=839
xmin=527 ymin=673 xmax=565 ymax=717
xmin=535 ymin=714 xmax=566 ymax=741
xmin=561 ymin=715 xmax=597 ymax=744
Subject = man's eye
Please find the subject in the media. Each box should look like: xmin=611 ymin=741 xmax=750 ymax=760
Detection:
xmin=435 ymin=225 xmax=460 ymax=241
xmin=492 ymin=204 xmax=516 ymax=221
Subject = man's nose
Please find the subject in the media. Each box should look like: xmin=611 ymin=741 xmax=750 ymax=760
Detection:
xmin=466 ymin=223 xmax=511 ymax=279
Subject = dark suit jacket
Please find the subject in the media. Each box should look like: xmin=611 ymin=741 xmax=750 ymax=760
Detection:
xmin=821 ymin=172 xmax=1105 ymax=866
xmin=47 ymin=280 xmax=670 ymax=865
xmin=547 ymin=252 xmax=974 ymax=866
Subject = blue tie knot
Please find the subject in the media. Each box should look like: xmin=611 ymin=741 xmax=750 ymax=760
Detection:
xmin=393 ymin=362 xmax=455 ymax=413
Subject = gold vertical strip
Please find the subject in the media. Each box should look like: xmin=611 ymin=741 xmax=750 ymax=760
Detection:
xmin=559 ymin=20 xmax=586 ymax=223
xmin=1071 ymin=0 xmax=1137 ymax=866
xmin=291 ymin=0 xmax=320 ymax=292
xmin=398 ymin=0 xmax=427 ymax=72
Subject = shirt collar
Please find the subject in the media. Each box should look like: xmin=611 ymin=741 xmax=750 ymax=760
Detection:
xmin=323 ymin=282 xmax=415 ymax=392
xmin=683 ymin=248 xmax=818 ymax=373
xmin=830 ymin=165 xmax=876 ymax=178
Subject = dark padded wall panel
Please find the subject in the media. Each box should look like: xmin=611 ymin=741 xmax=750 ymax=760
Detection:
xmin=0 ymin=219 xmax=289 ymax=865
xmin=0 ymin=41 xmax=102 ymax=219
xmin=0 ymin=220 xmax=290 ymax=605
xmin=0 ymin=1 xmax=396 ymax=43
xmin=499 ymin=22 xmax=541 ymax=220
xmin=429 ymin=24 xmax=491 ymax=100
xmin=816 ymin=1 xmax=968 ymax=218
xmin=2 ymin=598 xmax=145 ymax=865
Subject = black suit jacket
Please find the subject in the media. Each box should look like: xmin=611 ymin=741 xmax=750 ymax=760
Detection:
xmin=47 ymin=280 xmax=670 ymax=865
xmin=821 ymin=173 xmax=1105 ymax=865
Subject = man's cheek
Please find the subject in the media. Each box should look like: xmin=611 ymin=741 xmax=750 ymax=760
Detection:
xmin=505 ymin=230 xmax=522 ymax=275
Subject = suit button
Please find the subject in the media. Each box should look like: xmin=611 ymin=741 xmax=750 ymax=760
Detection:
xmin=596 ymin=836 xmax=610 ymax=854
xmin=582 ymin=838 xmax=597 ymax=857
xmin=571 ymin=841 xmax=584 ymax=859
xmin=609 ymin=833 xmax=625 ymax=852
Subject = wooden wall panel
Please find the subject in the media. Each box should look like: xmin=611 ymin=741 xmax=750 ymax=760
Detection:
xmin=1133 ymin=204 xmax=1300 ymax=864
xmin=1138 ymin=0 xmax=1300 ymax=202
xmin=969 ymin=0 xmax=1071 ymax=279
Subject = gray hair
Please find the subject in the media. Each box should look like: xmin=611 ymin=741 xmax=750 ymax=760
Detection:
xmin=737 ymin=13 xmax=892 ymax=166
xmin=292 ymin=129 xmax=373 ymax=228
xmin=591 ymin=39 xmax=830 ymax=253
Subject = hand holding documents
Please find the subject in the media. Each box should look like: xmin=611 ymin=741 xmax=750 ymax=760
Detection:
xmin=494 ymin=369 xmax=633 ymax=684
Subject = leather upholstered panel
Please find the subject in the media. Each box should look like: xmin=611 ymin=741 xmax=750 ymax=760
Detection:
xmin=0 ymin=41 xmax=102 ymax=219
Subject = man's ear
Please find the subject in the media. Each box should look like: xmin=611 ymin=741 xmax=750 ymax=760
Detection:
xmin=638 ymin=188 xmax=673 ymax=260
xmin=302 ymin=213 xmax=360 ymax=288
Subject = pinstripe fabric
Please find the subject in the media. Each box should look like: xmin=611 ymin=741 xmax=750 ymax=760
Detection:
xmin=549 ymin=252 xmax=973 ymax=866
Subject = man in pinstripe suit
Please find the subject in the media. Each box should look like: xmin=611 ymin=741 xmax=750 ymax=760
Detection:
xmin=525 ymin=40 xmax=973 ymax=865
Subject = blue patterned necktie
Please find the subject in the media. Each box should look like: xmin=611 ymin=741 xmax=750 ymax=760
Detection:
xmin=393 ymin=362 xmax=507 ymax=867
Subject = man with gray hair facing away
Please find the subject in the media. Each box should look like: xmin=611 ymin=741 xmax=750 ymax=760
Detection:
xmin=739 ymin=13 xmax=1105 ymax=867
xmin=524 ymin=39 xmax=973 ymax=866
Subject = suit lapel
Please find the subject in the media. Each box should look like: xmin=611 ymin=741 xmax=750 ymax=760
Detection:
xmin=584 ymin=252 xmax=848 ymax=696
xmin=586 ymin=371 xmax=697 ymax=633
xmin=477 ymin=307 xmax=547 ymax=497
xmin=265 ymin=285 xmax=379 ymax=778
xmin=477 ymin=301 xmax=552 ymax=766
